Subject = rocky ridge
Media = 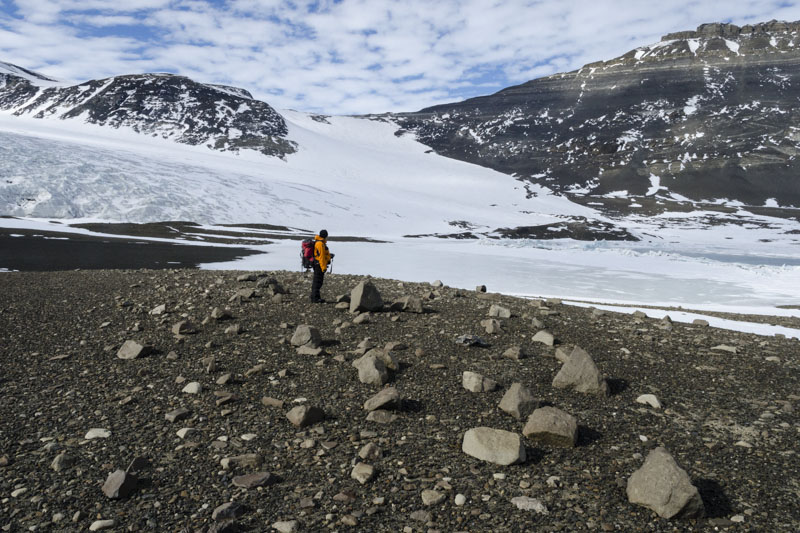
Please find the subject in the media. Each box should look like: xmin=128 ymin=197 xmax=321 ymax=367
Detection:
xmin=394 ymin=20 xmax=800 ymax=212
xmin=0 ymin=270 xmax=798 ymax=531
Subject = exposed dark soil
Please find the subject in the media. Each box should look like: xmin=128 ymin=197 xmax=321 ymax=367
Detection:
xmin=0 ymin=270 xmax=798 ymax=532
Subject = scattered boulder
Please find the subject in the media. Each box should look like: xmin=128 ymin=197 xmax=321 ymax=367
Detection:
xmin=51 ymin=452 xmax=74 ymax=472
xmin=352 ymin=354 xmax=388 ymax=386
xmin=481 ymin=318 xmax=502 ymax=334
xmin=172 ymin=321 xmax=197 ymax=335
xmin=365 ymin=348 xmax=399 ymax=371
xmin=552 ymin=346 xmax=609 ymax=396
xmin=272 ymin=520 xmax=299 ymax=533
xmin=212 ymin=501 xmax=247 ymax=521
xmin=366 ymin=410 xmax=398 ymax=424
xmin=211 ymin=307 xmax=233 ymax=320
xmin=237 ymin=273 xmax=257 ymax=282
xmin=350 ymin=280 xmax=384 ymax=313
xmin=232 ymin=472 xmax=275 ymax=489
xmin=290 ymin=325 xmax=321 ymax=348
xmin=498 ymin=383 xmax=537 ymax=419
xmin=626 ymin=447 xmax=705 ymax=519
xmin=462 ymin=427 xmax=526 ymax=465
xmin=392 ymin=295 xmax=424 ymax=313
xmin=476 ymin=285 xmax=487 ymax=293
xmin=89 ymin=520 xmax=115 ymax=531
xmin=102 ymin=469 xmax=137 ymax=499
xmin=522 ymin=406 xmax=578 ymax=447
xmin=462 ymin=371 xmax=497 ymax=392
xmin=693 ymin=319 xmax=710 ymax=327
xmin=532 ymin=330 xmax=555 ymax=346
xmin=363 ymin=387 xmax=400 ymax=411
xmin=286 ymin=405 xmax=325 ymax=427
xmin=489 ymin=304 xmax=512 ymax=318
xmin=351 ymin=463 xmax=376 ymax=484
xmin=116 ymin=340 xmax=151 ymax=360
xmin=165 ymin=407 xmax=190 ymax=423
xmin=358 ymin=442 xmax=382 ymax=461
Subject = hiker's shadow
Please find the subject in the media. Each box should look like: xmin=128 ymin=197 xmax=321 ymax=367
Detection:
xmin=696 ymin=478 xmax=733 ymax=518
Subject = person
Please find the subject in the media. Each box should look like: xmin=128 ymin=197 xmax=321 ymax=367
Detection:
xmin=310 ymin=229 xmax=333 ymax=303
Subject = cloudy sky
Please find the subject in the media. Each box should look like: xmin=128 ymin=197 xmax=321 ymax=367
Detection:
xmin=2 ymin=1 xmax=800 ymax=114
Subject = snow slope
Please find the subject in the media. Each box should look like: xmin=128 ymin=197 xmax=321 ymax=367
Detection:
xmin=0 ymin=109 xmax=597 ymax=239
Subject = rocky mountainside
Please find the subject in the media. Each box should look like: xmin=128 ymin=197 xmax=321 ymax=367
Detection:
xmin=0 ymin=63 xmax=295 ymax=158
xmin=394 ymin=21 xmax=800 ymax=212
xmin=0 ymin=270 xmax=798 ymax=531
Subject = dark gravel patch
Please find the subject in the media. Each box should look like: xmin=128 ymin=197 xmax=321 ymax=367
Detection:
xmin=0 ymin=270 xmax=798 ymax=532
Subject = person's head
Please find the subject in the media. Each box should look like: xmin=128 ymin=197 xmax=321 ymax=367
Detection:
xmin=319 ymin=229 xmax=328 ymax=239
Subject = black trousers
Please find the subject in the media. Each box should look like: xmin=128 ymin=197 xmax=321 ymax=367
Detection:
xmin=310 ymin=263 xmax=325 ymax=301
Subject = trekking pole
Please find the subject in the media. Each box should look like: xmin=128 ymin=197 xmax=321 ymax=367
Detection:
xmin=329 ymin=256 xmax=334 ymax=274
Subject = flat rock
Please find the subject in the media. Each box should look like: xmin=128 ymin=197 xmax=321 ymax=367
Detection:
xmin=366 ymin=409 xmax=398 ymax=424
xmin=489 ymin=304 xmax=512 ymax=318
xmin=455 ymin=334 xmax=489 ymax=347
xmin=286 ymin=405 xmax=325 ymax=427
xmin=212 ymin=501 xmax=247 ymax=521
xmin=462 ymin=427 xmax=526 ymax=465
xmin=84 ymin=428 xmax=111 ymax=440
xmin=636 ymin=394 xmax=662 ymax=409
xmin=462 ymin=370 xmax=497 ymax=392
xmin=232 ymin=471 xmax=276 ymax=489
xmin=89 ymin=519 xmax=115 ymax=531
xmin=552 ymin=346 xmax=609 ymax=396
xmin=272 ymin=520 xmax=299 ymax=533
xmin=221 ymin=454 xmax=263 ymax=470
xmin=421 ymin=489 xmax=446 ymax=506
xmin=532 ymin=330 xmax=555 ymax=346
xmin=522 ymin=406 xmax=578 ymax=447
xmin=502 ymin=346 xmax=528 ymax=360
xmin=498 ymin=383 xmax=537 ymax=419
xmin=626 ymin=447 xmax=705 ymax=519
xmin=363 ymin=387 xmax=400 ymax=411
xmin=481 ymin=318 xmax=502 ymax=334
xmin=182 ymin=381 xmax=202 ymax=394
xmin=511 ymin=496 xmax=548 ymax=513
xmin=165 ymin=407 xmax=190 ymax=423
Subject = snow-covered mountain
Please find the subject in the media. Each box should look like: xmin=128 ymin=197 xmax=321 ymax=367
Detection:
xmin=0 ymin=63 xmax=294 ymax=157
xmin=395 ymin=20 xmax=800 ymax=212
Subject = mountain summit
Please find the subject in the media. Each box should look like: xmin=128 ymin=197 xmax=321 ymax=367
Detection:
xmin=395 ymin=20 xmax=800 ymax=210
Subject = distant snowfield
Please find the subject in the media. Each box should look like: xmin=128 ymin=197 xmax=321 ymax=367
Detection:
xmin=2 ymin=109 xmax=800 ymax=338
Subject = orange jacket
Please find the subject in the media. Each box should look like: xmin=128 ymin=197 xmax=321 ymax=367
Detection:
xmin=314 ymin=235 xmax=331 ymax=272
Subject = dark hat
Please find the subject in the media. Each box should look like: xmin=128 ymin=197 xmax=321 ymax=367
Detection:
xmin=319 ymin=229 xmax=328 ymax=238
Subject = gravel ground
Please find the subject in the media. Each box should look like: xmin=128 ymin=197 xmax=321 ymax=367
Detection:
xmin=0 ymin=270 xmax=798 ymax=532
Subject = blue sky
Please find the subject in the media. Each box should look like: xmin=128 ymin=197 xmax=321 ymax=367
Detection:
xmin=2 ymin=0 xmax=800 ymax=114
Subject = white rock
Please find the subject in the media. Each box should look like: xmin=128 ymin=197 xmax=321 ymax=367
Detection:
xmin=84 ymin=428 xmax=111 ymax=440
xmin=272 ymin=520 xmax=299 ymax=533
xmin=455 ymin=493 xmax=466 ymax=506
xmin=462 ymin=427 xmax=525 ymax=465
xmin=511 ymin=496 xmax=548 ymax=514
xmin=176 ymin=428 xmax=198 ymax=439
xmin=182 ymin=382 xmax=202 ymax=394
xmin=636 ymin=394 xmax=662 ymax=409
xmin=89 ymin=519 xmax=115 ymax=531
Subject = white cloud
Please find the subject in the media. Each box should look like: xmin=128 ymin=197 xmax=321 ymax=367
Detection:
xmin=1 ymin=0 xmax=800 ymax=114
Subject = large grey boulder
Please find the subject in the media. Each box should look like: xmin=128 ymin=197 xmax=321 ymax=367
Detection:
xmin=290 ymin=325 xmax=321 ymax=347
xmin=392 ymin=295 xmax=424 ymax=313
xmin=286 ymin=405 xmax=325 ymax=427
xmin=489 ymin=304 xmax=512 ymax=318
xmin=350 ymin=281 xmax=384 ymax=313
xmin=352 ymin=355 xmax=388 ymax=386
xmin=462 ymin=371 xmax=497 ymax=393
xmin=365 ymin=348 xmax=399 ymax=371
xmin=552 ymin=346 xmax=609 ymax=396
xmin=522 ymin=406 xmax=578 ymax=447
xmin=626 ymin=447 xmax=705 ymax=519
xmin=461 ymin=427 xmax=526 ymax=465
xmin=532 ymin=330 xmax=555 ymax=346
xmin=481 ymin=318 xmax=502 ymax=334
xmin=498 ymin=383 xmax=537 ymax=419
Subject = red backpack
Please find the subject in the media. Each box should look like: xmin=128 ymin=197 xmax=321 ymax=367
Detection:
xmin=301 ymin=239 xmax=315 ymax=271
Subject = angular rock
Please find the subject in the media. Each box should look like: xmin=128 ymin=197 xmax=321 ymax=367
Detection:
xmin=296 ymin=345 xmax=324 ymax=356
xmin=232 ymin=472 xmax=276 ymax=489
xmin=176 ymin=427 xmax=199 ymax=440
xmin=462 ymin=371 xmax=497 ymax=392
xmin=211 ymin=307 xmax=233 ymax=320
xmin=89 ymin=519 xmax=115 ymax=531
xmin=116 ymin=340 xmax=151 ymax=360
xmin=522 ymin=406 xmax=578 ymax=447
xmin=363 ymin=387 xmax=400 ymax=411
xmin=532 ymin=330 xmax=555 ymax=346
xmin=165 ymin=407 xmax=190 ymax=423
xmin=51 ymin=452 xmax=74 ymax=472
xmin=481 ymin=318 xmax=502 ymax=334
xmin=366 ymin=410 xmax=397 ymax=424
xmin=237 ymin=273 xmax=257 ymax=282
xmin=358 ymin=442 xmax=382 ymax=461
xmin=221 ymin=454 xmax=263 ymax=470
xmin=350 ymin=280 xmax=384 ymax=313
xmin=502 ymin=346 xmax=528 ymax=360
xmin=498 ymin=383 xmax=537 ymax=419
xmin=149 ymin=304 xmax=166 ymax=315
xmin=351 ymin=463 xmax=375 ymax=484
xmin=626 ymin=447 xmax=705 ymax=519
xmin=455 ymin=334 xmax=489 ymax=347
xmin=554 ymin=344 xmax=576 ymax=363
xmin=102 ymin=469 xmax=137 ymax=499
xmin=392 ymin=295 xmax=424 ymax=313
xmin=84 ymin=428 xmax=111 ymax=440
xmin=172 ymin=320 xmax=197 ymax=335
xmin=511 ymin=496 xmax=548 ymax=514
xmin=352 ymin=354 xmax=388 ymax=386
xmin=422 ymin=489 xmax=446 ymax=506
xmin=286 ymin=405 xmax=325 ymax=427
xmin=212 ymin=501 xmax=246 ymax=521
xmin=462 ymin=427 xmax=526 ymax=465
xmin=693 ymin=319 xmax=710 ymax=327
xmin=182 ymin=381 xmax=202 ymax=394
xmin=365 ymin=348 xmax=399 ymax=371
xmin=290 ymin=325 xmax=321 ymax=347
xmin=489 ymin=304 xmax=512 ymax=318
xmin=552 ymin=346 xmax=609 ymax=396
xmin=272 ymin=520 xmax=299 ymax=533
